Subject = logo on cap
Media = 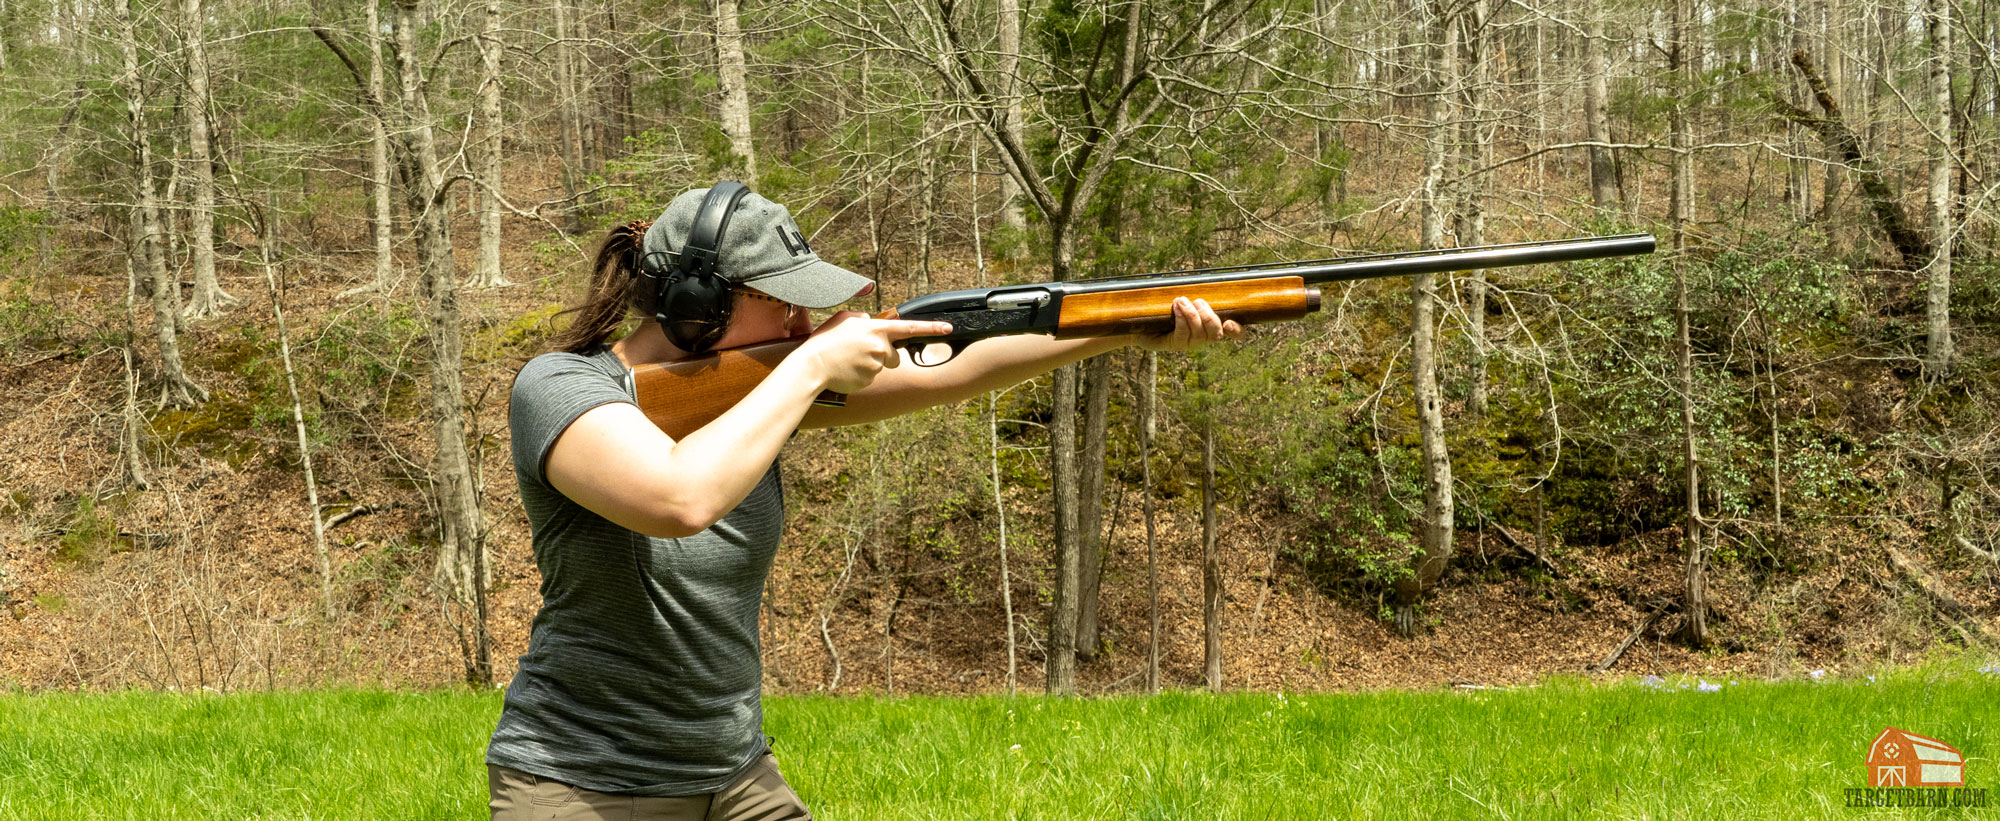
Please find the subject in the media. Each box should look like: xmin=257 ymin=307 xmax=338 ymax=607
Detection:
xmin=776 ymin=225 xmax=812 ymax=257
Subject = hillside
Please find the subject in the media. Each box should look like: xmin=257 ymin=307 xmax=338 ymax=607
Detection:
xmin=2 ymin=203 xmax=1991 ymax=696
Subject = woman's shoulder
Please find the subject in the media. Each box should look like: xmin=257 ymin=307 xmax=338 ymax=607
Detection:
xmin=512 ymin=349 xmax=630 ymax=413
xmin=518 ymin=348 xmax=625 ymax=383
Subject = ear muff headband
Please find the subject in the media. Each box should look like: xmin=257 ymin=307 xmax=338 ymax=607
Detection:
xmin=654 ymin=181 xmax=753 ymax=353
xmin=681 ymin=182 xmax=750 ymax=278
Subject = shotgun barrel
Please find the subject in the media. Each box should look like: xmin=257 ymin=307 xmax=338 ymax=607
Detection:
xmin=628 ymin=233 xmax=1656 ymax=438
xmin=888 ymin=233 xmax=1656 ymax=364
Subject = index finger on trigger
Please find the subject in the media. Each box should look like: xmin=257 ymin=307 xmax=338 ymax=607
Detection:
xmin=880 ymin=320 xmax=955 ymax=341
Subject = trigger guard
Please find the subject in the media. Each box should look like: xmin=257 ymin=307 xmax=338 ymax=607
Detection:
xmin=906 ymin=339 xmax=969 ymax=367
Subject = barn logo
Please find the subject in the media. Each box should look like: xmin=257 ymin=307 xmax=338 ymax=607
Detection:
xmin=1867 ymin=727 xmax=1963 ymax=787
xmin=1844 ymin=727 xmax=1986 ymax=809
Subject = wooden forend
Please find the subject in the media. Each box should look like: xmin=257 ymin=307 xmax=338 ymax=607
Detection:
xmin=1054 ymin=276 xmax=1319 ymax=338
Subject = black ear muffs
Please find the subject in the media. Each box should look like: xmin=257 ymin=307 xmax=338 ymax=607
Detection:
xmin=643 ymin=181 xmax=753 ymax=353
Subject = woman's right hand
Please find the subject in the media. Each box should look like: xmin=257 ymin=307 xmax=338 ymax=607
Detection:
xmin=798 ymin=312 xmax=954 ymax=394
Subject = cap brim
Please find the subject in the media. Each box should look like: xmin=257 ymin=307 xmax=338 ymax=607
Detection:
xmin=741 ymin=259 xmax=876 ymax=309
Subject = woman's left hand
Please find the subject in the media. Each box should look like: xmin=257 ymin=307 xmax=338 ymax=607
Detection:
xmin=1134 ymin=296 xmax=1247 ymax=352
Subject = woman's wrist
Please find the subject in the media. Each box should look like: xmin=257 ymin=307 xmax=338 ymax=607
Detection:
xmin=774 ymin=345 xmax=834 ymax=396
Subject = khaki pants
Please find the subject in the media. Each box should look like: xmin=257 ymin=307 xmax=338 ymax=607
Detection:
xmin=489 ymin=754 xmax=812 ymax=821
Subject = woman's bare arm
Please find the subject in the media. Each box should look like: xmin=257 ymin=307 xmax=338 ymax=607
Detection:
xmin=802 ymin=297 xmax=1241 ymax=429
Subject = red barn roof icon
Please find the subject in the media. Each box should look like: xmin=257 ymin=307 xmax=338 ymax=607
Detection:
xmin=1867 ymin=727 xmax=1964 ymax=787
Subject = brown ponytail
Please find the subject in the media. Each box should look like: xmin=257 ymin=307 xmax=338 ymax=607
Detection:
xmin=548 ymin=220 xmax=651 ymax=354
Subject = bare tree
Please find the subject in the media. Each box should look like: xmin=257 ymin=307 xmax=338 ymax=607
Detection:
xmin=120 ymin=253 xmax=149 ymax=490
xmin=254 ymin=201 xmax=335 ymax=620
xmin=555 ymin=0 xmax=587 ymax=230
xmin=1199 ymin=365 xmax=1222 ymax=690
xmin=314 ymin=0 xmax=399 ymax=298
xmin=1817 ymin=0 xmax=1845 ymax=216
xmin=1582 ymin=2 xmax=1618 ymax=211
xmin=1396 ymin=0 xmax=1457 ymax=638
xmin=118 ymin=0 xmax=205 ymax=408
xmin=1923 ymin=0 xmax=1953 ymax=372
xmin=1138 ymin=350 xmax=1159 ymax=693
xmin=1671 ymin=0 xmax=1707 ymax=648
xmin=180 ymin=0 xmax=236 ymax=320
xmin=715 ymin=0 xmax=757 ymax=181
xmin=1455 ymin=0 xmax=1490 ymax=419
xmin=364 ymin=0 xmax=396 ymax=293
xmin=1075 ymin=353 xmax=1111 ymax=660
xmin=968 ymin=144 xmax=1019 ymax=695
xmin=851 ymin=0 xmax=1251 ymax=696
xmin=469 ymin=0 xmax=510 ymax=288
xmin=390 ymin=0 xmax=489 ymax=684
xmin=1764 ymin=51 xmax=1931 ymax=269
xmin=994 ymin=0 xmax=1026 ymax=251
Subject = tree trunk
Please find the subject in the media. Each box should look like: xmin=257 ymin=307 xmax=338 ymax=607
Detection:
xmin=1200 ymin=365 xmax=1222 ymax=692
xmin=969 ymin=143 xmax=1016 ymax=696
xmin=916 ymin=111 xmax=938 ymax=295
xmin=1924 ymin=0 xmax=1954 ymax=372
xmin=366 ymin=0 xmax=396 ymax=293
xmin=1766 ymin=324 xmax=1782 ymax=529
xmin=393 ymin=0 xmax=488 ymax=685
xmin=118 ymin=0 xmax=204 ymax=408
xmin=604 ymin=0 xmax=635 ymax=153
xmin=579 ymin=4 xmax=604 ymax=166
xmin=1139 ymin=350 xmax=1159 ymax=694
xmin=996 ymin=0 xmax=1027 ymax=255
xmin=1313 ymin=0 xmax=1347 ymax=244
xmin=1817 ymin=0 xmax=1846 ymax=218
xmin=988 ymin=394 xmax=1017 ymax=696
xmin=1786 ymin=0 xmax=1812 ymax=222
xmin=555 ymin=1 xmax=586 ymax=232
xmin=1767 ymin=51 xmax=1931 ymax=269
xmin=1397 ymin=0 xmax=1456 ymax=638
xmin=1075 ymin=353 xmax=1111 ymax=660
xmin=1583 ymin=8 xmax=1618 ymax=210
xmin=1046 ymin=229 xmax=1081 ymax=696
xmin=41 ymin=79 xmax=86 ymax=266
xmin=1672 ymin=0 xmax=1708 ymax=649
xmin=468 ymin=0 xmax=509 ymax=288
xmin=257 ymin=202 xmax=334 ymax=620
xmin=332 ymin=0 xmax=398 ymax=298
xmin=859 ymin=50 xmax=884 ymax=309
xmin=180 ymin=0 xmax=234 ymax=321
xmin=1456 ymin=0 xmax=1489 ymax=420
xmin=714 ymin=0 xmax=757 ymax=181
xmin=121 ymin=250 xmax=149 ymax=490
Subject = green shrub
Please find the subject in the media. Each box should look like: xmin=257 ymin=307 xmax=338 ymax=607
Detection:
xmin=56 ymin=496 xmax=120 ymax=568
xmin=0 ymin=277 xmax=72 ymax=355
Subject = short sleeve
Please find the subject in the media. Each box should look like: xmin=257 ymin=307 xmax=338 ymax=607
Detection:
xmin=510 ymin=352 xmax=636 ymax=489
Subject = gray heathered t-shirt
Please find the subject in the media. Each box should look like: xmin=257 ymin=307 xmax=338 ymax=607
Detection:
xmin=488 ymin=346 xmax=782 ymax=796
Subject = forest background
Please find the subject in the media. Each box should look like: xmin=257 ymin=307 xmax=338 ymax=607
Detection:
xmin=0 ymin=0 xmax=1994 ymax=698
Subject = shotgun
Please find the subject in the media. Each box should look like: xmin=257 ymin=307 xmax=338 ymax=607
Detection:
xmin=627 ymin=233 xmax=1655 ymax=439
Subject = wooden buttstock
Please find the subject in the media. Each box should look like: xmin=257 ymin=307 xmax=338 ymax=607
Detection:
xmin=1054 ymin=276 xmax=1321 ymax=338
xmin=629 ymin=334 xmax=845 ymax=440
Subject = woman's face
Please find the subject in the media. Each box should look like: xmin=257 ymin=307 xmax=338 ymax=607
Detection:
xmin=708 ymin=289 xmax=811 ymax=350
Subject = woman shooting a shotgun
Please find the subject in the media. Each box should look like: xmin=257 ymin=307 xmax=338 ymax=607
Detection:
xmin=488 ymin=182 xmax=1242 ymax=820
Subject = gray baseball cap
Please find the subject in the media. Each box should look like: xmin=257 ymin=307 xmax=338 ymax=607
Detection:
xmin=640 ymin=187 xmax=875 ymax=309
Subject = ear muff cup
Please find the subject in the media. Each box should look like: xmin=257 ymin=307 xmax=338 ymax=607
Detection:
xmin=644 ymin=181 xmax=753 ymax=353
xmin=659 ymin=271 xmax=736 ymax=353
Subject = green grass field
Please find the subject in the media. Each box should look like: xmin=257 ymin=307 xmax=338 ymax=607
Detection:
xmin=3 ymin=664 xmax=1994 ymax=819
